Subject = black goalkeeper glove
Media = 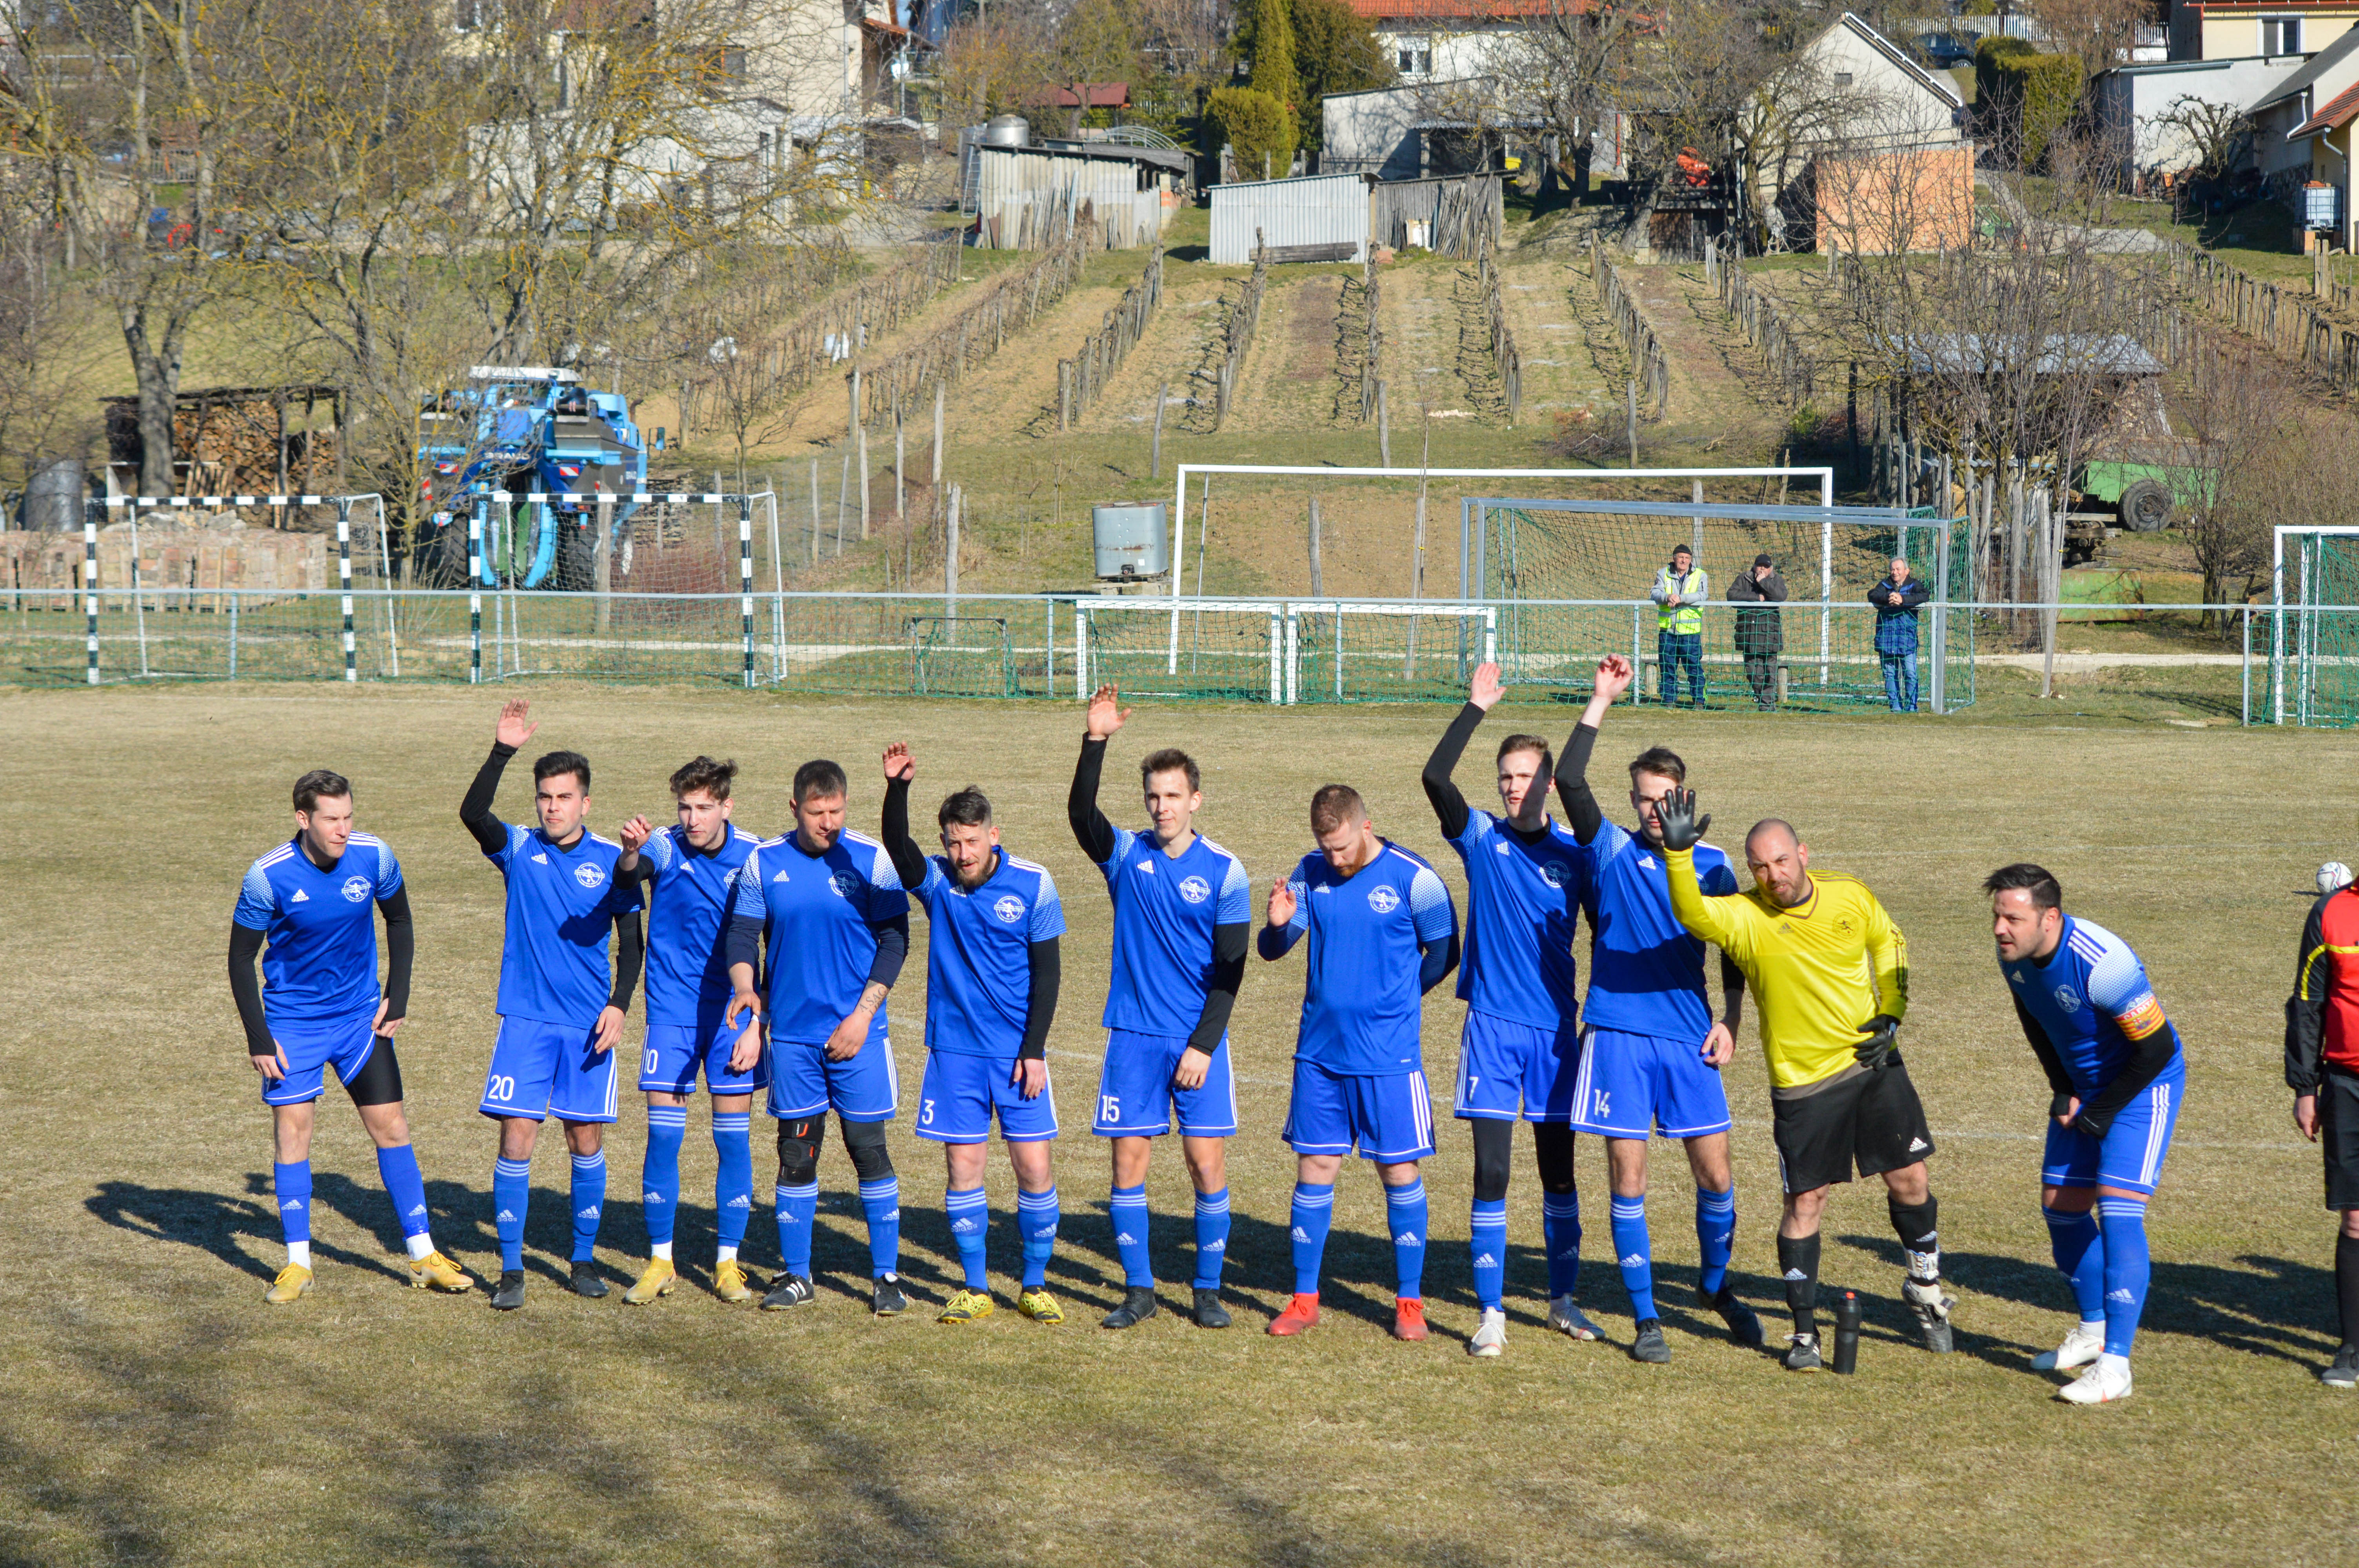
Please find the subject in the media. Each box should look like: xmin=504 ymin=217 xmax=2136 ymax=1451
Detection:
xmin=1854 ymin=1014 xmax=1901 ymax=1070
xmin=2049 ymin=1090 xmax=2077 ymax=1123
xmin=1657 ymin=786 xmax=1710 ymax=853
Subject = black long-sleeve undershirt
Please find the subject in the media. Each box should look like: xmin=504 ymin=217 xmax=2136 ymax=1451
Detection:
xmin=880 ymin=775 xmax=927 ymax=889
xmin=1551 ymin=722 xmax=1605 ymax=845
xmin=1421 ymin=701 xmax=1486 ymax=842
xmin=1190 ymin=923 xmax=1249 ymax=1056
xmin=379 ymin=885 xmax=414 ymax=1020
xmin=460 ymin=742 xmax=518 ymax=855
xmin=228 ymin=882 xmax=414 ymax=1055
xmin=2073 ymin=1026 xmax=2179 ymax=1139
xmin=720 ymin=890 xmax=908 ymax=993
xmin=1068 ymin=737 xmax=1119 ymax=864
xmin=608 ymin=913 xmax=644 ymax=1012
xmin=1021 ymin=936 xmax=1060 ymax=1061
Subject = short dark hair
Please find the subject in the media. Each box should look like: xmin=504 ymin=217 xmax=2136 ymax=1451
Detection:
xmin=938 ymin=786 xmax=993 ymax=829
xmin=1628 ymin=746 xmax=1685 ymax=784
xmin=670 ymin=755 xmax=736 ymax=801
xmin=292 ymin=769 xmax=351 ymax=814
xmin=1141 ymin=747 xmax=1201 ymax=793
xmin=1309 ymin=783 xmax=1365 ymax=834
xmin=793 ymin=758 xmax=848 ymax=802
xmin=534 ymin=750 xmax=591 ymax=792
xmin=1984 ymin=862 xmax=2062 ymax=910
xmin=1497 ymin=733 xmax=1552 ymax=775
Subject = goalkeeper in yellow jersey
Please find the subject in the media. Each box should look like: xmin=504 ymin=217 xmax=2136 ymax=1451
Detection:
xmin=1655 ymin=787 xmax=1954 ymax=1373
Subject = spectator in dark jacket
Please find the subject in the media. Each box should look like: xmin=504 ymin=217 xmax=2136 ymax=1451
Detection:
xmin=1727 ymin=553 xmax=1787 ymax=711
xmin=1870 ymin=557 xmax=1933 ymax=712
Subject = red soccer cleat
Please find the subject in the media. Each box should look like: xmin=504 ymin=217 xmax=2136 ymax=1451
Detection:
xmin=1393 ymin=1297 xmax=1429 ymax=1341
xmin=1268 ymin=1292 xmax=1321 ymax=1336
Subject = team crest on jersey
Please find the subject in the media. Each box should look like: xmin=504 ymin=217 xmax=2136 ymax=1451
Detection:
xmin=1368 ymin=885 xmax=1400 ymax=914
xmin=341 ymin=875 xmax=372 ymax=903
xmin=2053 ymin=983 xmax=2081 ymax=1012
xmin=1539 ymin=861 xmax=1569 ymax=889
xmin=994 ymin=894 xmax=1027 ymax=924
xmin=1179 ymin=875 xmax=1212 ymax=904
xmin=574 ymin=862 xmax=606 ymax=889
xmin=830 ymin=869 xmax=862 ymax=897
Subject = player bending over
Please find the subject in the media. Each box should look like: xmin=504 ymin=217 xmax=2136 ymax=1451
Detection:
xmin=461 ymin=700 xmax=645 ymax=1310
xmin=1070 ymin=685 xmax=1249 ymax=1330
xmin=230 ymin=769 xmax=470 ymax=1303
xmin=721 ymin=760 xmax=911 ymax=1314
xmin=1259 ymin=784 xmax=1459 ymax=1341
xmin=1421 ymin=662 xmax=1596 ymax=1357
xmin=1657 ymin=791 xmax=1952 ymax=1371
xmin=1552 ymin=656 xmax=1763 ymax=1363
xmin=611 ymin=757 xmax=765 ymax=1305
xmin=1989 ymin=864 xmax=2186 ymax=1405
xmin=2286 ymin=871 xmax=2359 ymax=1390
xmin=881 ymin=746 xmax=1068 ymax=1326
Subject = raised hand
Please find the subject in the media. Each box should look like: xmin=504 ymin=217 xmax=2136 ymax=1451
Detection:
xmin=494 ymin=697 xmax=537 ymax=750
xmin=1267 ymin=878 xmax=1298 ymax=929
xmin=882 ymin=742 xmax=914 ymax=783
xmin=1656 ymin=785 xmax=1710 ymax=853
xmin=1594 ymin=655 xmax=1634 ymax=704
xmin=1085 ymin=682 xmax=1132 ymax=740
xmin=1469 ymin=662 xmax=1506 ymax=712
xmin=619 ymin=814 xmax=654 ymax=855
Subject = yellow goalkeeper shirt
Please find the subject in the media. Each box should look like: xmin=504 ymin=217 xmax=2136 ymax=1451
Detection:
xmin=1664 ymin=848 xmax=1908 ymax=1091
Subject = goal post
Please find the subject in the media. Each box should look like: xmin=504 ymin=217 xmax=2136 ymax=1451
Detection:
xmin=2271 ymin=525 xmax=2359 ymax=726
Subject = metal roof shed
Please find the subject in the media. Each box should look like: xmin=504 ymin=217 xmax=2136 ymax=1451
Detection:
xmin=1210 ymin=174 xmax=1370 ymax=265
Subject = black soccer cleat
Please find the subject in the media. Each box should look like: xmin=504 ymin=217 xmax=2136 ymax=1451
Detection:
xmin=1628 ymin=1319 xmax=1671 ymax=1364
xmin=1101 ymin=1285 xmax=1159 ymax=1330
xmin=569 ymin=1260 xmax=609 ymax=1299
xmin=1784 ymin=1331 xmax=1823 ymax=1372
xmin=2320 ymin=1345 xmax=2357 ymax=1390
xmin=761 ymin=1273 xmax=816 ymax=1311
xmin=1192 ymin=1287 xmax=1232 ymax=1329
xmin=1699 ymin=1283 xmax=1768 ymax=1348
xmin=491 ymin=1270 xmax=527 ymax=1311
xmin=872 ymin=1274 xmax=908 ymax=1317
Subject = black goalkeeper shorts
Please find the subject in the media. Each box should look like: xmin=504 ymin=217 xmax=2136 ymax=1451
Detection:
xmin=2322 ymin=1067 xmax=2359 ymax=1211
xmin=1771 ymin=1057 xmax=1935 ymax=1196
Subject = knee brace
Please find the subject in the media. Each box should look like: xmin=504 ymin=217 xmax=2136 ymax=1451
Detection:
xmin=1470 ymin=1117 xmax=1514 ymax=1203
xmin=776 ymin=1116 xmax=822 ymax=1187
xmin=840 ymin=1115 xmax=895 ymax=1182
xmin=1532 ymin=1120 xmax=1578 ymax=1195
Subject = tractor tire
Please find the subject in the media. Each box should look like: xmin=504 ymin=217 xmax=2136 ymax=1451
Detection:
xmin=2116 ymin=478 xmax=2172 ymax=532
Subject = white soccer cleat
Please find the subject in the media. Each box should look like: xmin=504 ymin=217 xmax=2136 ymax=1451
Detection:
xmin=2032 ymin=1319 xmax=2106 ymax=1373
xmin=1547 ymin=1295 xmax=1602 ymax=1341
xmin=2057 ymin=1355 xmax=2134 ymax=1405
xmin=1469 ymin=1307 xmax=1507 ymax=1357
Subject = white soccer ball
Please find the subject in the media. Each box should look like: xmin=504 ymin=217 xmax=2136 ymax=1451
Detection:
xmin=2321 ymin=861 xmax=2354 ymax=896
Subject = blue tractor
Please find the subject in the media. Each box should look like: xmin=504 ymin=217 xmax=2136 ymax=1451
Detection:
xmin=416 ymin=365 xmax=659 ymax=588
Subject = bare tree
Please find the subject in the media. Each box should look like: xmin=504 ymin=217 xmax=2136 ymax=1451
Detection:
xmin=1500 ymin=0 xmax=1637 ymax=192
xmin=2031 ymin=0 xmax=2150 ymax=76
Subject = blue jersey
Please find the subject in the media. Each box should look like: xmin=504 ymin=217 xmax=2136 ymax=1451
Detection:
xmin=909 ymin=848 xmax=1065 ymax=1059
xmin=728 ymin=830 xmax=908 ymax=1047
xmin=2001 ymin=915 xmax=2182 ymax=1096
xmin=233 ymin=833 xmax=403 ymax=1029
xmin=638 ymin=821 xmax=759 ymax=1031
xmin=485 ymin=824 xmax=640 ymax=1026
xmin=1275 ymin=840 xmax=1457 ymax=1075
xmin=1445 ymin=808 xmax=1585 ymax=1031
xmin=1576 ymin=819 xmax=1736 ymax=1040
xmin=1094 ymin=825 xmax=1252 ymax=1036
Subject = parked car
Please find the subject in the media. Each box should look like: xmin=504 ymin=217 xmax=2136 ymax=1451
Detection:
xmin=1914 ymin=31 xmax=1976 ymax=67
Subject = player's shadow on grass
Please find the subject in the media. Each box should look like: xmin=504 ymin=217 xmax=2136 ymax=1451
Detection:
xmin=85 ymin=1176 xmax=405 ymax=1286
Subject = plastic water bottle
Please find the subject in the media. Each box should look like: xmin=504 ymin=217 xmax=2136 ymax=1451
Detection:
xmin=1832 ymin=1289 xmax=1863 ymax=1374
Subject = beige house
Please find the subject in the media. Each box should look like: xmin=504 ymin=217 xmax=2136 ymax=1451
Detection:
xmin=2170 ymin=0 xmax=2359 ymax=60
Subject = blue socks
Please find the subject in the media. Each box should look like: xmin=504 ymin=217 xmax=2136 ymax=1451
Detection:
xmin=643 ymin=1107 xmax=687 ymax=1254
xmin=2044 ymin=1203 xmax=2105 ymax=1325
xmin=1386 ymin=1178 xmax=1429 ymax=1300
xmin=1290 ymin=1181 xmax=1334 ymax=1295
xmin=775 ymin=1180 xmax=818 ymax=1279
xmin=569 ymin=1151 xmax=605 ymax=1263
xmin=1543 ymin=1192 xmax=1582 ymax=1298
xmin=947 ymin=1186 xmax=990 ymax=1289
xmin=374 ymin=1145 xmax=430 ymax=1252
xmin=1193 ymin=1187 xmax=1230 ymax=1290
xmin=274 ymin=1160 xmax=312 ymax=1265
xmin=1696 ymin=1187 xmax=1736 ymax=1298
xmin=712 ymin=1111 xmax=752 ymax=1256
xmin=1611 ymin=1195 xmax=1656 ymax=1321
xmin=493 ymin=1157 xmax=531 ymax=1272
xmin=1110 ymin=1183 xmax=1152 ymax=1287
xmin=2097 ymin=1197 xmax=2152 ymax=1357
xmin=859 ymin=1176 xmax=901 ymax=1277
xmin=1018 ymin=1186 xmax=1060 ymax=1289
xmin=1470 ymin=1197 xmax=1508 ymax=1311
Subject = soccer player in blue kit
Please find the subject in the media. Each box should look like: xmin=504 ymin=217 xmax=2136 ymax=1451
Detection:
xmin=1068 ymin=685 xmax=1250 ymax=1330
xmin=230 ymin=769 xmax=471 ymax=1303
xmin=880 ymin=743 xmax=1068 ymax=1326
xmin=1553 ymin=656 xmax=1764 ymax=1362
xmin=612 ymin=756 xmax=765 ymax=1306
xmin=1260 ymin=783 xmax=1459 ymax=1342
xmin=720 ymin=759 xmax=911 ymax=1315
xmin=1988 ymin=863 xmax=2187 ymax=1405
xmin=1420 ymin=662 xmax=1599 ymax=1356
xmin=460 ymin=700 xmax=645 ymax=1311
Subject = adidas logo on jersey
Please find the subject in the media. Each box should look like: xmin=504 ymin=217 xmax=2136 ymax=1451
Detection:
xmin=1619 ymin=1253 xmax=1646 ymax=1268
xmin=1291 ymin=1225 xmax=1312 ymax=1242
xmin=772 ymin=869 xmax=790 ymax=882
xmin=290 ymin=889 xmax=309 ymax=903
xmin=1783 ymin=1267 xmax=1809 ymax=1281
xmin=531 ymin=853 xmax=548 ymax=864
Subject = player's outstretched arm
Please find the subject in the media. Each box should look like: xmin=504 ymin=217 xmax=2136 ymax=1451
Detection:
xmin=1069 ymin=685 xmax=1127 ymax=863
xmin=1552 ymin=657 xmax=1630 ymax=845
xmin=1421 ymin=662 xmax=1501 ymax=842
xmin=1659 ymin=789 xmax=1755 ymax=961
xmin=878 ymin=744 xmax=928 ymax=889
xmin=460 ymin=702 xmax=533 ymax=855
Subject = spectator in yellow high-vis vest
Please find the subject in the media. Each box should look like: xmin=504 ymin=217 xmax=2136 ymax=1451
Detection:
xmin=1650 ymin=546 xmax=1708 ymax=709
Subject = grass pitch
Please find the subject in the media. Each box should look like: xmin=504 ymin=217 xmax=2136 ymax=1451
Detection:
xmin=5 ymin=683 xmax=2357 ymax=1566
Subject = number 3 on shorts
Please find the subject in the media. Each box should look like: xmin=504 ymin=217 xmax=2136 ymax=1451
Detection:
xmin=920 ymin=1098 xmax=934 ymax=1127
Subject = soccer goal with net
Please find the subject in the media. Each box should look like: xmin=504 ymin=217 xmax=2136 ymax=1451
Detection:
xmin=2270 ymin=526 xmax=2359 ymax=726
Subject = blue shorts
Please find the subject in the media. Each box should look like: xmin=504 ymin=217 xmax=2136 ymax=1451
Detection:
xmin=765 ymin=1034 xmax=899 ymax=1123
xmin=915 ymin=1050 xmax=1060 ymax=1143
xmin=261 ymin=1010 xmax=380 ymax=1107
xmin=1453 ymin=1010 xmax=1579 ymax=1122
xmin=1093 ymin=1029 xmax=1239 ymax=1138
xmin=2042 ymin=1064 xmax=2185 ymax=1197
xmin=480 ymin=1015 xmax=620 ymax=1124
xmin=1283 ymin=1058 xmax=1437 ymax=1162
xmin=1568 ymin=1026 xmax=1732 ymax=1139
xmin=639 ymin=1021 xmax=767 ymax=1097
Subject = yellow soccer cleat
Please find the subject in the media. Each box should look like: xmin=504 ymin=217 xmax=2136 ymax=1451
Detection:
xmin=712 ymin=1258 xmax=755 ymax=1303
xmin=265 ymin=1264 xmax=313 ymax=1305
xmin=1017 ymin=1288 xmax=1064 ymax=1325
xmin=623 ymin=1257 xmax=677 ymax=1305
xmin=407 ymin=1252 xmax=474 ymax=1293
xmin=938 ymin=1288 xmax=996 ymax=1324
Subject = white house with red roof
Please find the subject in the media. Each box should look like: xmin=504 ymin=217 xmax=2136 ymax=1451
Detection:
xmin=1345 ymin=0 xmax=1547 ymax=82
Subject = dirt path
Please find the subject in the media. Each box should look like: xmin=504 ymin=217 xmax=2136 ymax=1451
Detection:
xmin=1225 ymin=273 xmax=1347 ymax=431
xmin=1616 ymin=263 xmax=1789 ymax=455
xmin=1379 ymin=259 xmax=1482 ymax=419
xmin=1491 ymin=253 xmax=1614 ymax=423
xmin=1074 ymin=276 xmax=1229 ymax=437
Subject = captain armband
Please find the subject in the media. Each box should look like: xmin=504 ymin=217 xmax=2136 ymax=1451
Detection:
xmin=2114 ymin=991 xmax=2167 ymax=1041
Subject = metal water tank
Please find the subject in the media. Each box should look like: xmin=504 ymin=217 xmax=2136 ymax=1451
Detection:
xmin=984 ymin=115 xmax=1030 ymax=148
xmin=23 ymin=458 xmax=84 ymax=530
xmin=1092 ymin=502 xmax=1169 ymax=580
